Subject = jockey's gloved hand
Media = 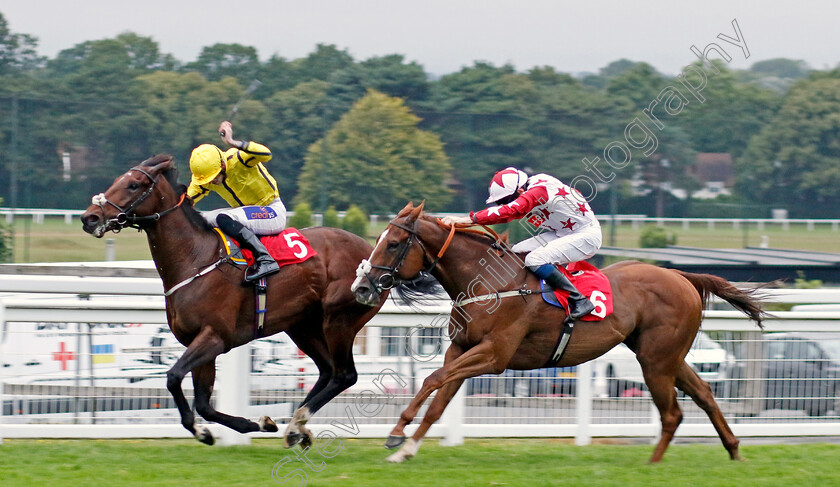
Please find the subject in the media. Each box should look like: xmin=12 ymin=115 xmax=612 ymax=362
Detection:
xmin=441 ymin=215 xmax=472 ymax=226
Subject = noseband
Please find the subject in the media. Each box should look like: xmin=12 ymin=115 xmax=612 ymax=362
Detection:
xmin=356 ymin=220 xmax=442 ymax=295
xmin=92 ymin=166 xmax=185 ymax=232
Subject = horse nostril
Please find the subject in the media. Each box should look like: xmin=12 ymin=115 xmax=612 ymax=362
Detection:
xmin=354 ymin=284 xmax=370 ymax=297
xmin=81 ymin=213 xmax=100 ymax=229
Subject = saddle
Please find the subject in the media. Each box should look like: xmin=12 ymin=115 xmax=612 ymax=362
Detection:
xmin=214 ymin=227 xmax=318 ymax=336
xmin=542 ymin=261 xmax=614 ymax=366
xmin=541 ymin=261 xmax=613 ymax=322
xmin=233 ymin=228 xmax=318 ymax=268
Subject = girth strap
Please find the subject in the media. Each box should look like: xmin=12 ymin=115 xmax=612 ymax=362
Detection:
xmin=254 ymin=277 xmax=268 ymax=338
xmin=545 ymin=317 xmax=575 ymax=366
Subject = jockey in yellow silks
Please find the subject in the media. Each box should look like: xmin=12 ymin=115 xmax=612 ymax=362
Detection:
xmin=187 ymin=121 xmax=286 ymax=283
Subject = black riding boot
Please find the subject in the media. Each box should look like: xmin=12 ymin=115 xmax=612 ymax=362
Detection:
xmin=530 ymin=265 xmax=595 ymax=320
xmin=216 ymin=214 xmax=280 ymax=283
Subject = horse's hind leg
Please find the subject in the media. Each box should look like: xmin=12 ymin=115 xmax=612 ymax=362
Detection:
xmin=640 ymin=365 xmax=683 ymax=463
xmin=676 ymin=361 xmax=741 ymax=460
xmin=283 ymin=313 xmax=362 ymax=448
xmin=191 ymin=361 xmax=278 ymax=439
xmin=282 ymin=326 xmax=336 ymax=448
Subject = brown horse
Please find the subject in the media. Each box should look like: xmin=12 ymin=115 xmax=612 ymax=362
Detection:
xmin=352 ymin=202 xmax=766 ymax=463
xmin=81 ymin=154 xmax=385 ymax=447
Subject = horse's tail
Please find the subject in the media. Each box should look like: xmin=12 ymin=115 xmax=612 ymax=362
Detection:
xmin=676 ymin=271 xmax=768 ymax=329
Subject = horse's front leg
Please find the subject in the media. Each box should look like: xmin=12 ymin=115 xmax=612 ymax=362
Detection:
xmin=166 ymin=327 xmax=224 ymax=445
xmin=385 ymin=377 xmax=466 ymax=463
xmin=386 ymin=335 xmax=520 ymax=463
xmin=191 ymin=360 xmax=278 ymax=443
xmin=385 ymin=342 xmax=464 ymax=448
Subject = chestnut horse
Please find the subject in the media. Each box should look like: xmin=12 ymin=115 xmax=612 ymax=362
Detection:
xmin=352 ymin=202 xmax=765 ymax=463
xmin=81 ymin=154 xmax=385 ymax=447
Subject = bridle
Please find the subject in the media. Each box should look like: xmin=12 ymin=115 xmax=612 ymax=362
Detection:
xmin=356 ymin=217 xmax=497 ymax=296
xmin=92 ymin=166 xmax=186 ymax=232
xmin=356 ymin=220 xmax=444 ymax=296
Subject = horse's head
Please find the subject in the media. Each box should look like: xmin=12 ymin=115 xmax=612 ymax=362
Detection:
xmin=81 ymin=154 xmax=180 ymax=237
xmin=352 ymin=201 xmax=432 ymax=306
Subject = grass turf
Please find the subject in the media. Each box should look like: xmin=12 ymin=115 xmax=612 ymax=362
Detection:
xmin=0 ymin=438 xmax=838 ymax=486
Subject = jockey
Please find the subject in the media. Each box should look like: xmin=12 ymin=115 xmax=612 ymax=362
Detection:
xmin=187 ymin=121 xmax=285 ymax=283
xmin=443 ymin=167 xmax=602 ymax=319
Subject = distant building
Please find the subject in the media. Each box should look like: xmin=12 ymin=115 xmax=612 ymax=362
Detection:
xmin=689 ymin=153 xmax=734 ymax=199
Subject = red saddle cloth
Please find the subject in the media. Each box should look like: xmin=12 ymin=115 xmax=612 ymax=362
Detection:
xmin=548 ymin=261 xmax=614 ymax=321
xmin=239 ymin=228 xmax=318 ymax=268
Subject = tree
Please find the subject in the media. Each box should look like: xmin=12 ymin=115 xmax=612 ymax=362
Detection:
xmin=115 ymin=32 xmax=177 ymax=71
xmin=738 ymin=72 xmax=840 ymax=216
xmin=185 ymin=43 xmax=259 ymax=84
xmin=749 ymin=58 xmax=811 ymax=79
xmin=342 ymin=205 xmax=368 ymax=238
xmin=360 ymin=54 xmax=430 ymax=101
xmin=297 ymin=90 xmax=452 ymax=213
xmin=132 ymin=72 xmax=270 ymax=194
xmin=291 ymin=44 xmax=354 ymax=82
xmin=0 ymin=12 xmax=42 ymax=74
xmin=581 ymin=58 xmax=642 ymax=90
xmin=257 ymin=54 xmax=298 ymax=95
xmin=675 ymin=63 xmax=781 ymax=158
xmin=529 ymin=69 xmax=629 ymax=183
xmin=422 ymin=62 xmax=539 ymax=209
xmin=606 ymin=63 xmax=665 ymax=110
xmin=323 ymin=206 xmax=340 ymax=228
xmin=288 ymin=201 xmax=313 ymax=228
xmin=263 ymin=80 xmax=332 ymax=201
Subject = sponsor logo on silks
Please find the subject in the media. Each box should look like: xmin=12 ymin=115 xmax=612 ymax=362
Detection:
xmin=244 ymin=207 xmax=278 ymax=220
xmin=91 ymin=344 xmax=116 ymax=364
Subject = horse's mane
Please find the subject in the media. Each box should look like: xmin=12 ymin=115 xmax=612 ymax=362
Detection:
xmin=139 ymin=154 xmax=214 ymax=232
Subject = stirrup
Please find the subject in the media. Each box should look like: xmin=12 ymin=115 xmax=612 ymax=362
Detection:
xmin=244 ymin=261 xmax=280 ymax=283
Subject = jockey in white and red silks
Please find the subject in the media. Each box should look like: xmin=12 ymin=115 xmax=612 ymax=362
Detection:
xmin=444 ymin=167 xmax=602 ymax=319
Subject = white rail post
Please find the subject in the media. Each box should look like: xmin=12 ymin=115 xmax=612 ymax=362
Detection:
xmin=0 ymin=301 xmax=5 ymax=445
xmin=575 ymin=360 xmax=592 ymax=446
xmin=440 ymin=383 xmax=465 ymax=446
xmin=216 ymin=343 xmax=252 ymax=446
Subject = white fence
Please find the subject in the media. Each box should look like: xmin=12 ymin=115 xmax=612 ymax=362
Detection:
xmin=3 ymin=207 xmax=840 ymax=232
xmin=1 ymin=273 xmax=839 ymax=446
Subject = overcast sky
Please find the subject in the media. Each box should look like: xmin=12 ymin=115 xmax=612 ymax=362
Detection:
xmin=2 ymin=1 xmax=837 ymax=76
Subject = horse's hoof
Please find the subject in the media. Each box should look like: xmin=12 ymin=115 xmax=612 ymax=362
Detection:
xmin=195 ymin=424 xmax=215 ymax=446
xmin=299 ymin=433 xmax=312 ymax=450
xmin=384 ymin=434 xmax=406 ymax=449
xmin=284 ymin=432 xmax=304 ymax=448
xmin=259 ymin=416 xmax=279 ymax=433
xmin=386 ymin=438 xmax=421 ymax=463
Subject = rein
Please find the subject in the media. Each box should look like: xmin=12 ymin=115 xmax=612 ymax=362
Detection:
xmin=432 ymin=221 xmax=554 ymax=307
xmin=356 ymin=216 xmax=511 ymax=296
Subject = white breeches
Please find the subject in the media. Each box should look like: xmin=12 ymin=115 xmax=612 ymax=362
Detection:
xmin=512 ymin=224 xmax=603 ymax=267
xmin=200 ymin=198 xmax=287 ymax=236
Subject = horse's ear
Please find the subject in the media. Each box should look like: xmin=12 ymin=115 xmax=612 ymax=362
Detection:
xmin=499 ymin=230 xmax=510 ymax=244
xmin=142 ymin=154 xmax=175 ymax=173
xmin=406 ymin=200 xmax=425 ymax=222
xmin=397 ymin=201 xmax=415 ymax=218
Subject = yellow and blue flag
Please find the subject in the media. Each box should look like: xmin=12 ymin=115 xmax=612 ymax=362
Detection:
xmin=92 ymin=344 xmax=116 ymax=364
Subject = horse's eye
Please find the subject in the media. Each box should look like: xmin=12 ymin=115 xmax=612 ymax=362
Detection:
xmin=128 ymin=182 xmax=140 ymax=191
xmin=387 ymin=242 xmax=400 ymax=251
